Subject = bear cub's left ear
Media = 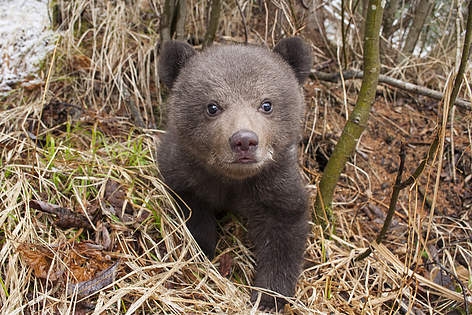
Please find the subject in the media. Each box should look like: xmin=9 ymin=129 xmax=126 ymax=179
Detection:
xmin=273 ymin=37 xmax=312 ymax=85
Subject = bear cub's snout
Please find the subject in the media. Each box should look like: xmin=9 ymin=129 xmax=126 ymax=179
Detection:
xmin=157 ymin=37 xmax=312 ymax=311
xmin=229 ymin=129 xmax=259 ymax=163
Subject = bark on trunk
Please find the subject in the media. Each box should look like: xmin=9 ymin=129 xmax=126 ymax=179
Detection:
xmin=314 ymin=0 xmax=384 ymax=231
xmin=203 ymin=0 xmax=222 ymax=48
xmin=399 ymin=0 xmax=434 ymax=59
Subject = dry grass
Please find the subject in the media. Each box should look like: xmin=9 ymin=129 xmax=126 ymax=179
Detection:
xmin=0 ymin=1 xmax=471 ymax=314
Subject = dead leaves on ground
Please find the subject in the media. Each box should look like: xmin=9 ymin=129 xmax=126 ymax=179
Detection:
xmin=18 ymin=179 xmax=142 ymax=299
xmin=18 ymin=241 xmax=118 ymax=298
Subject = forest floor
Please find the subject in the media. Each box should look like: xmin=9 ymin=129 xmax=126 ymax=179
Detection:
xmin=0 ymin=2 xmax=471 ymax=314
xmin=1 ymin=62 xmax=470 ymax=315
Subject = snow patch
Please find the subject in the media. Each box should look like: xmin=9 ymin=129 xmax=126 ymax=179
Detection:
xmin=0 ymin=0 xmax=57 ymax=93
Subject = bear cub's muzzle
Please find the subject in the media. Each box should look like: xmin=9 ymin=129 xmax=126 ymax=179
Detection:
xmin=229 ymin=129 xmax=259 ymax=164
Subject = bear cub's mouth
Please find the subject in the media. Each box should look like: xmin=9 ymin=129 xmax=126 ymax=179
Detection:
xmin=233 ymin=155 xmax=257 ymax=164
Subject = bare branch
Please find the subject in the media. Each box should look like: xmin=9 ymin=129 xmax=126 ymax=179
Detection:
xmin=311 ymin=69 xmax=471 ymax=110
xmin=313 ymin=0 xmax=384 ymax=230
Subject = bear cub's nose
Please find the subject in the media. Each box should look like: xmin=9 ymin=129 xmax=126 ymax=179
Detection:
xmin=229 ymin=129 xmax=259 ymax=153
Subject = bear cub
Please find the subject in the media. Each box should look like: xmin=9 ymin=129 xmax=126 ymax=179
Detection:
xmin=158 ymin=38 xmax=312 ymax=311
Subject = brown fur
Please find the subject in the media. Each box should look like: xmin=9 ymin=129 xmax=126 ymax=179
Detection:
xmin=158 ymin=38 xmax=312 ymax=311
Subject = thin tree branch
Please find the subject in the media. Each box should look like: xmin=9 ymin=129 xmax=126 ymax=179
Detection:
xmin=313 ymin=0 xmax=384 ymax=230
xmin=355 ymin=143 xmax=406 ymax=261
xmin=341 ymin=0 xmax=347 ymax=68
xmin=310 ymin=69 xmax=471 ymax=110
xmin=450 ymin=0 xmax=472 ymax=112
xmin=236 ymin=0 xmax=248 ymax=44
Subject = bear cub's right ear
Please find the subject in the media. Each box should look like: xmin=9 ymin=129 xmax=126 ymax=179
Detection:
xmin=273 ymin=37 xmax=312 ymax=85
xmin=158 ymin=41 xmax=196 ymax=89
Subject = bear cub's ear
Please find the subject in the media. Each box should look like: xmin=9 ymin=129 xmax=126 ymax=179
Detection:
xmin=273 ymin=37 xmax=312 ymax=85
xmin=158 ymin=41 xmax=196 ymax=89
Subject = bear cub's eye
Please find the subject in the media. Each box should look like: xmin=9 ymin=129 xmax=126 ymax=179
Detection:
xmin=206 ymin=103 xmax=222 ymax=116
xmin=259 ymin=101 xmax=273 ymax=114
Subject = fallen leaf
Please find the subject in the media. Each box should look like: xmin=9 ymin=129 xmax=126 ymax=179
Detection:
xmin=18 ymin=241 xmax=117 ymax=297
xmin=29 ymin=200 xmax=92 ymax=230
xmin=67 ymin=260 xmax=119 ymax=298
xmin=18 ymin=244 xmax=64 ymax=280
xmin=70 ymin=54 xmax=92 ymax=71
xmin=104 ymin=180 xmax=134 ymax=219
xmin=218 ymin=253 xmax=233 ymax=277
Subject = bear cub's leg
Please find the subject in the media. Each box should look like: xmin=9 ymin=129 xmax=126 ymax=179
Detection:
xmin=174 ymin=191 xmax=218 ymax=258
xmin=248 ymin=187 xmax=309 ymax=311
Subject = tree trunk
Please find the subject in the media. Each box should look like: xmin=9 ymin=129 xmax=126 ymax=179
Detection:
xmin=160 ymin=0 xmax=175 ymax=42
xmin=304 ymin=0 xmax=332 ymax=58
xmin=313 ymin=0 xmax=384 ymax=231
xmin=203 ymin=0 xmax=222 ymax=48
xmin=174 ymin=0 xmax=186 ymax=40
xmin=358 ymin=0 xmax=369 ymax=47
xmin=160 ymin=0 xmax=187 ymax=44
xmin=400 ymin=0 xmax=434 ymax=58
xmin=382 ymin=0 xmax=401 ymax=40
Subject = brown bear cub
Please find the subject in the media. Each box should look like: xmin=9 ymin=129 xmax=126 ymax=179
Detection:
xmin=157 ymin=38 xmax=312 ymax=311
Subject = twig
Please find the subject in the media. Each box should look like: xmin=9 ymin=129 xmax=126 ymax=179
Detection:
xmin=236 ymin=0 xmax=248 ymax=44
xmin=310 ymin=69 xmax=472 ymax=110
xmin=67 ymin=260 xmax=120 ymax=298
xmin=355 ymin=143 xmax=407 ymax=261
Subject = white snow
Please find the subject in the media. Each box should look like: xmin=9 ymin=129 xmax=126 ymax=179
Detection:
xmin=0 ymin=0 xmax=57 ymax=93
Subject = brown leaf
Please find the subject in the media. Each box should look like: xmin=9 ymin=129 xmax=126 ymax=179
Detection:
xmin=18 ymin=240 xmax=117 ymax=297
xmin=67 ymin=260 xmax=119 ymax=298
xmin=104 ymin=180 xmax=133 ymax=219
xmin=18 ymin=244 xmax=64 ymax=280
xmin=29 ymin=200 xmax=92 ymax=230
xmin=70 ymin=54 xmax=92 ymax=71
xmin=67 ymin=242 xmax=113 ymax=282
xmin=95 ymin=221 xmax=112 ymax=250
xmin=218 ymin=253 xmax=233 ymax=277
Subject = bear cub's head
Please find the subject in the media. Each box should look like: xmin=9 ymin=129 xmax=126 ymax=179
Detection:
xmin=159 ymin=38 xmax=312 ymax=180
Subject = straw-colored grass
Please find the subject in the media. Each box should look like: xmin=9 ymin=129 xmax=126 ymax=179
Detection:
xmin=0 ymin=1 xmax=471 ymax=314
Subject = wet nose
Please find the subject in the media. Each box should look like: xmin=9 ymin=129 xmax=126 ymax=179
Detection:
xmin=229 ymin=129 xmax=259 ymax=153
